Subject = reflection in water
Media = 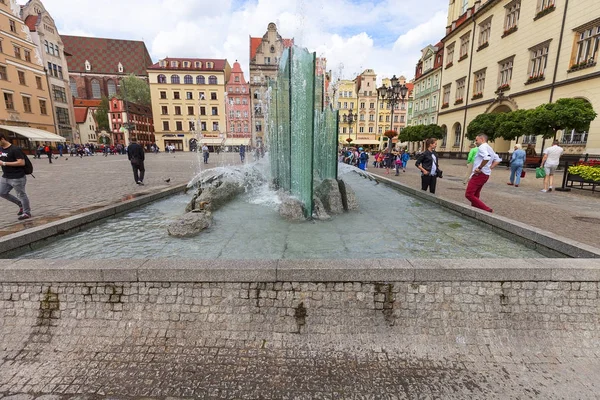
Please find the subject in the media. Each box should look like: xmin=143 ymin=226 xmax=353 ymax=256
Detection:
xmin=19 ymin=172 xmax=544 ymax=260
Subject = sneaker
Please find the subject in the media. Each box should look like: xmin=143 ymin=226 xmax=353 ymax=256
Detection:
xmin=515 ymin=185 xmax=519 ymax=187
xmin=17 ymin=207 xmax=23 ymax=216
xmin=540 ymin=189 xmax=547 ymax=193
xmin=507 ymin=183 xmax=513 ymax=186
xmin=18 ymin=213 xmax=31 ymax=220
xmin=548 ymin=187 xmax=553 ymax=192
xmin=138 ymin=181 xmax=144 ymax=186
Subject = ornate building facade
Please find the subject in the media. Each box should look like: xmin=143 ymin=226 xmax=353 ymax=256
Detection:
xmin=21 ymin=0 xmax=76 ymax=142
xmin=108 ymin=97 xmax=154 ymax=147
xmin=438 ymin=0 xmax=600 ymax=155
xmin=249 ymin=23 xmax=293 ymax=147
xmin=412 ymin=43 xmax=443 ymax=128
xmin=225 ymin=61 xmax=251 ymax=147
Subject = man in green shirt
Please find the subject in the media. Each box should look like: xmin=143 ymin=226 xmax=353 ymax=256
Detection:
xmin=464 ymin=143 xmax=478 ymax=185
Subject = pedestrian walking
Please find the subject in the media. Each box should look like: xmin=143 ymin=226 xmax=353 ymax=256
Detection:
xmin=358 ymin=148 xmax=368 ymax=170
xmin=507 ymin=144 xmax=526 ymax=187
xmin=401 ymin=150 xmax=410 ymax=172
xmin=239 ymin=144 xmax=246 ymax=162
xmin=463 ymin=143 xmax=478 ymax=185
xmin=127 ymin=137 xmax=146 ymax=185
xmin=202 ymin=144 xmax=209 ymax=164
xmin=540 ymin=139 xmax=564 ymax=193
xmin=465 ymin=134 xmax=502 ymax=212
xmin=57 ymin=143 xmax=63 ymax=157
xmin=44 ymin=143 xmax=52 ymax=163
xmin=415 ymin=138 xmax=441 ymax=194
xmin=0 ymin=133 xmax=31 ymax=220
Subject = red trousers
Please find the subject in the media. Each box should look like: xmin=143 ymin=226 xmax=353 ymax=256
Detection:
xmin=465 ymin=173 xmax=492 ymax=212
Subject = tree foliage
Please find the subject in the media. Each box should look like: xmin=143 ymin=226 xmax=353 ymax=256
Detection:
xmin=95 ymin=96 xmax=110 ymax=131
xmin=495 ymin=109 xmax=530 ymax=141
xmin=525 ymin=98 xmax=597 ymax=139
xmin=119 ymin=74 xmax=151 ymax=106
xmin=466 ymin=113 xmax=499 ymax=141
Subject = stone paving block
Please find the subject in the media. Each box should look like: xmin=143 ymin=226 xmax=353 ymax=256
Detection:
xmin=276 ymin=259 xmax=414 ymax=282
xmin=138 ymin=259 xmax=277 ymax=282
xmin=410 ymin=258 xmax=551 ymax=281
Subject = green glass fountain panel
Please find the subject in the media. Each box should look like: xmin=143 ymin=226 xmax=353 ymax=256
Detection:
xmin=290 ymin=47 xmax=315 ymax=217
xmin=275 ymin=50 xmax=292 ymax=191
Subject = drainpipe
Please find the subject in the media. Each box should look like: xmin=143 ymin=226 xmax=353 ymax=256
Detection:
xmin=540 ymin=0 xmax=569 ymax=154
xmin=458 ymin=16 xmax=477 ymax=158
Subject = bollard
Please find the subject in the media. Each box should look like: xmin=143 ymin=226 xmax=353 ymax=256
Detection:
xmin=555 ymin=159 xmax=571 ymax=192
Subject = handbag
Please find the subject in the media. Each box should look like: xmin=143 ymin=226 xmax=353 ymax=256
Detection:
xmin=535 ymin=167 xmax=546 ymax=179
xmin=437 ymin=169 xmax=443 ymax=178
xmin=521 ymin=170 xmax=526 ymax=178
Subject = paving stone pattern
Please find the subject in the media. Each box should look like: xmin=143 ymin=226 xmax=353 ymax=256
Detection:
xmin=1 ymin=281 xmax=599 ymax=398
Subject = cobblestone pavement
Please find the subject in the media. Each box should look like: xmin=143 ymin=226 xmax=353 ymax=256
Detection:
xmin=0 ymin=152 xmax=241 ymax=236
xmin=367 ymin=159 xmax=600 ymax=248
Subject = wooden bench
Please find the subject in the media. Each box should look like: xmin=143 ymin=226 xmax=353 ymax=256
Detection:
xmin=525 ymin=156 xmax=542 ymax=167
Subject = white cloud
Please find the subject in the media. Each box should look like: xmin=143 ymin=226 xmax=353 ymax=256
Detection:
xmin=26 ymin=0 xmax=449 ymax=82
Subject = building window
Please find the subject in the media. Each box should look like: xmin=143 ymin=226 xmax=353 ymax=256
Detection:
xmin=212 ymin=122 xmax=219 ymax=131
xmin=157 ymin=74 xmax=167 ymax=83
xmin=39 ymin=99 xmax=47 ymax=114
xmin=529 ymin=42 xmax=550 ymax=78
xmin=574 ymin=25 xmax=600 ymax=66
xmin=56 ymin=107 xmax=70 ymax=125
xmin=197 ymin=75 xmax=205 ymax=84
xmin=13 ymin=46 xmax=21 ymax=59
xmin=107 ymin=80 xmax=116 ymax=97
xmin=537 ymin=0 xmax=555 ymax=13
xmin=208 ymin=76 xmax=218 ymax=84
xmin=454 ymin=124 xmax=462 ymax=147
xmin=22 ymin=96 xmax=31 ymax=112
xmin=479 ymin=18 xmax=492 ymax=47
xmin=174 ymin=106 xmax=181 ymax=115
xmin=91 ymin=79 xmax=101 ymax=98
xmin=52 ymin=85 xmax=67 ymax=103
xmin=9 ymin=20 xmax=16 ymax=33
xmin=459 ymin=32 xmax=470 ymax=60
xmin=184 ymin=75 xmax=193 ymax=84
xmin=176 ymin=121 xmax=183 ymax=131
xmin=455 ymin=78 xmax=465 ymax=101
xmin=171 ymin=75 xmax=180 ymax=84
xmin=505 ymin=0 xmax=520 ymax=31
xmin=446 ymin=43 xmax=455 ymax=65
xmin=212 ymin=106 xmax=218 ymax=115
xmin=211 ymin=92 xmax=217 ymax=100
xmin=69 ymin=78 xmax=77 ymax=96
xmin=461 ymin=0 xmax=469 ymax=14
xmin=441 ymin=126 xmax=447 ymax=147
xmin=18 ymin=71 xmax=26 ymax=85
xmin=498 ymin=57 xmax=514 ymax=87
xmin=163 ymin=121 xmax=169 ymax=131
xmin=173 ymin=92 xmax=180 ymax=99
xmin=36 ymin=76 xmax=42 ymax=90
xmin=188 ymin=106 xmax=194 ymax=115
xmin=200 ymin=106 xmax=206 ymax=115
xmin=473 ymin=69 xmax=486 ymax=95
xmin=24 ymin=50 xmax=31 ymax=63
xmin=160 ymin=91 xmax=167 ymax=99
xmin=161 ymin=106 xmax=168 ymax=115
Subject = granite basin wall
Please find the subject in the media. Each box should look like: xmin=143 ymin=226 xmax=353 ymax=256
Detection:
xmin=1 ymin=259 xmax=599 ymax=361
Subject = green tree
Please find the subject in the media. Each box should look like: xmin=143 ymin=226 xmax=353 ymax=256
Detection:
xmin=495 ymin=109 xmax=530 ymax=142
xmin=421 ymin=124 xmax=444 ymax=140
xmin=526 ymin=98 xmax=597 ymax=140
xmin=95 ymin=96 xmax=110 ymax=131
xmin=466 ymin=113 xmax=499 ymax=141
xmin=399 ymin=125 xmax=424 ymax=143
xmin=119 ymin=74 xmax=151 ymax=106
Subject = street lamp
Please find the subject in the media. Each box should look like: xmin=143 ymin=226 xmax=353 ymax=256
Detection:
xmin=377 ymin=75 xmax=408 ymax=151
xmin=342 ymin=111 xmax=357 ymax=142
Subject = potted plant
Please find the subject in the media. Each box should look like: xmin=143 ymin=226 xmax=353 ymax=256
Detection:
xmin=568 ymin=161 xmax=600 ymax=183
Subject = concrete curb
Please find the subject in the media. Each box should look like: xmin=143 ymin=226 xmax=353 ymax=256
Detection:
xmin=368 ymin=173 xmax=600 ymax=259
xmin=0 ymin=183 xmax=187 ymax=257
xmin=0 ymin=258 xmax=599 ymax=283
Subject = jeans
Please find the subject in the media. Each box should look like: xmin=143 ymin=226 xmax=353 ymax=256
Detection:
xmin=509 ymin=163 xmax=523 ymax=185
xmin=203 ymin=152 xmax=209 ymax=164
xmin=0 ymin=176 xmax=30 ymax=214
xmin=131 ymin=161 xmax=145 ymax=183
xmin=465 ymin=173 xmax=492 ymax=211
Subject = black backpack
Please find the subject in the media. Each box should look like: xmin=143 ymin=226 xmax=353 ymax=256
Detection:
xmin=23 ymin=151 xmax=34 ymax=177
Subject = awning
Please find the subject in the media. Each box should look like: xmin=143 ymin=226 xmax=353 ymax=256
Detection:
xmin=0 ymin=125 xmax=66 ymax=142
xmin=223 ymin=138 xmax=251 ymax=146
xmin=352 ymin=140 xmax=381 ymax=145
xmin=200 ymin=138 xmax=225 ymax=145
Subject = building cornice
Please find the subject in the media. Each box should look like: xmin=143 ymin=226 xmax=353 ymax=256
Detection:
xmin=6 ymin=59 xmax=45 ymax=74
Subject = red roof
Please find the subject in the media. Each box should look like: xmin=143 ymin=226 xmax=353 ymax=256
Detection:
xmin=74 ymin=107 xmax=89 ymax=124
xmin=249 ymin=37 xmax=294 ymax=60
xmin=73 ymin=99 xmax=101 ymax=107
xmin=24 ymin=15 xmax=39 ymax=32
xmin=147 ymin=58 xmax=228 ymax=71
xmin=62 ymin=35 xmax=153 ymax=75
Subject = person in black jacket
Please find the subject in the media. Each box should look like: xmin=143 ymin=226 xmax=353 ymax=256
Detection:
xmin=127 ymin=137 xmax=146 ymax=185
xmin=415 ymin=138 xmax=441 ymax=194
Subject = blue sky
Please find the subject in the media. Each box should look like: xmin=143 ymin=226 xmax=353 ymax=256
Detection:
xmin=28 ymin=0 xmax=449 ymax=81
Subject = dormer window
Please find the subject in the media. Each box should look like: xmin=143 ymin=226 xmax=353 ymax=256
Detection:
xmin=159 ymin=60 xmax=167 ymax=67
xmin=118 ymin=62 xmax=123 ymax=73
xmin=85 ymin=60 xmax=91 ymax=71
xmin=195 ymin=61 xmax=201 ymax=68
xmin=170 ymin=61 xmax=178 ymax=68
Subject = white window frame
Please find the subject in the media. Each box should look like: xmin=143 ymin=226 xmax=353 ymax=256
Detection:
xmin=575 ymin=25 xmax=600 ymax=65
xmin=473 ymin=69 xmax=486 ymax=95
xmin=479 ymin=18 xmax=492 ymax=47
xmin=505 ymin=0 xmax=520 ymax=31
xmin=529 ymin=42 xmax=550 ymax=78
xmin=498 ymin=57 xmax=514 ymax=87
xmin=455 ymin=78 xmax=465 ymax=101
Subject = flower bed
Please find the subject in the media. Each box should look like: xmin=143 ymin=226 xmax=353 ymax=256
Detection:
xmin=495 ymin=84 xmax=511 ymax=94
xmin=568 ymin=162 xmax=600 ymax=182
xmin=525 ymin=74 xmax=545 ymax=85
xmin=568 ymin=60 xmax=597 ymax=73
xmin=502 ymin=26 xmax=518 ymax=38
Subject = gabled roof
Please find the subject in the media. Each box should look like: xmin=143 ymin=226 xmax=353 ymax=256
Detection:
xmin=73 ymin=99 xmax=101 ymax=107
xmin=249 ymin=37 xmax=294 ymax=60
xmin=74 ymin=107 xmax=89 ymax=124
xmin=24 ymin=15 xmax=39 ymax=32
xmin=147 ymin=58 xmax=228 ymax=72
xmin=62 ymin=35 xmax=153 ymax=75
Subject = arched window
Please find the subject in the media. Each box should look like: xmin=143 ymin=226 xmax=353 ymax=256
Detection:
xmin=107 ymin=80 xmax=117 ymax=97
xmin=208 ymin=75 xmax=218 ymax=84
xmin=184 ymin=75 xmax=193 ymax=84
xmin=453 ymin=123 xmax=462 ymax=147
xmin=91 ymin=79 xmax=101 ymax=99
xmin=157 ymin=74 xmax=166 ymax=83
xmin=171 ymin=75 xmax=180 ymax=84
xmin=440 ymin=125 xmax=448 ymax=147
xmin=69 ymin=78 xmax=77 ymax=98
xmin=196 ymin=75 xmax=205 ymax=84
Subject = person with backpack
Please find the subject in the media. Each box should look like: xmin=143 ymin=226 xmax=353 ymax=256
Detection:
xmin=358 ymin=148 xmax=369 ymax=170
xmin=0 ymin=133 xmax=32 ymax=220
